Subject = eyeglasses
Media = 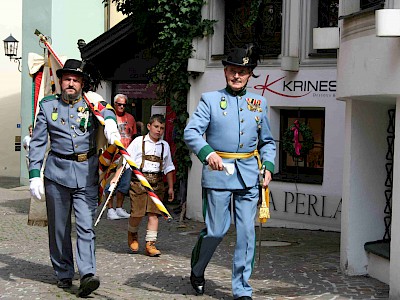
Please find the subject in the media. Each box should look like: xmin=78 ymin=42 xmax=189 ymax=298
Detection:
xmin=226 ymin=68 xmax=251 ymax=76
xmin=115 ymin=103 xmax=127 ymax=107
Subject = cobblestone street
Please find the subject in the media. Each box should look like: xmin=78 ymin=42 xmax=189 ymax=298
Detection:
xmin=0 ymin=179 xmax=390 ymax=299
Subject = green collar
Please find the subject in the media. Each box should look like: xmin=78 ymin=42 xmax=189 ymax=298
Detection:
xmin=225 ymin=85 xmax=246 ymax=97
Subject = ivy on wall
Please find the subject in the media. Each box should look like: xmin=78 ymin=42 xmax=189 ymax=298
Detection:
xmin=105 ymin=0 xmax=216 ymax=181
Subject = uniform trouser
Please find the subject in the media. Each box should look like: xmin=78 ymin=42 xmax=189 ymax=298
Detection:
xmin=44 ymin=178 xmax=98 ymax=280
xmin=191 ymin=186 xmax=258 ymax=298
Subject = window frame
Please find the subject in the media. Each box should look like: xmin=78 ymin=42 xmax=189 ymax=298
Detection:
xmin=274 ymin=108 xmax=325 ymax=185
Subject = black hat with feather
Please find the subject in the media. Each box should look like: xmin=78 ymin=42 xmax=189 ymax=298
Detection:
xmin=222 ymin=44 xmax=260 ymax=69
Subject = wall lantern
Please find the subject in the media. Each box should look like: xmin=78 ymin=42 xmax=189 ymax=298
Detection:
xmin=3 ymin=33 xmax=22 ymax=72
xmin=376 ymin=9 xmax=400 ymax=37
xmin=313 ymin=27 xmax=340 ymax=49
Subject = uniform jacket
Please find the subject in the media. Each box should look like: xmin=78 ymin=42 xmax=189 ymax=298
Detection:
xmin=184 ymin=88 xmax=276 ymax=189
xmin=29 ymin=94 xmax=116 ymax=188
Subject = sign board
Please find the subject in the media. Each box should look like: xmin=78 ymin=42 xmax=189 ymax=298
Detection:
xmin=115 ymin=83 xmax=157 ymax=99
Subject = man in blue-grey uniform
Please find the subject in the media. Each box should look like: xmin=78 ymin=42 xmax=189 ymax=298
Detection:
xmin=184 ymin=45 xmax=276 ymax=300
xmin=28 ymin=59 xmax=121 ymax=297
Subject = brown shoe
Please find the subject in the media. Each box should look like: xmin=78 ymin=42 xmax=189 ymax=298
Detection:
xmin=145 ymin=241 xmax=161 ymax=257
xmin=128 ymin=232 xmax=139 ymax=253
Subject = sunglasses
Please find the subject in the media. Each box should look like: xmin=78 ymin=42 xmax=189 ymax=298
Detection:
xmin=115 ymin=103 xmax=127 ymax=107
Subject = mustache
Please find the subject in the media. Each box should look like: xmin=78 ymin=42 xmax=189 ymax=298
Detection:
xmin=62 ymin=89 xmax=81 ymax=100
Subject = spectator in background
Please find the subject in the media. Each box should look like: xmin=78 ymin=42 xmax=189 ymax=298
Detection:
xmin=135 ymin=121 xmax=144 ymax=138
xmin=107 ymin=94 xmax=137 ymax=220
xmin=22 ymin=124 xmax=33 ymax=169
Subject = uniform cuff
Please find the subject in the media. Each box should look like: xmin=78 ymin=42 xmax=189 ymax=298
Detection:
xmin=104 ymin=116 xmax=117 ymax=122
xmin=29 ymin=169 xmax=40 ymax=179
xmin=197 ymin=145 xmax=214 ymax=163
xmin=262 ymin=161 xmax=274 ymax=173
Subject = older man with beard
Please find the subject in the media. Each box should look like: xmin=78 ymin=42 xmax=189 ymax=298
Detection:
xmin=28 ymin=59 xmax=120 ymax=297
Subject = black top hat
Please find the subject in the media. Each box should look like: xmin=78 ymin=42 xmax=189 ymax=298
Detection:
xmin=56 ymin=59 xmax=85 ymax=78
xmin=222 ymin=44 xmax=260 ymax=69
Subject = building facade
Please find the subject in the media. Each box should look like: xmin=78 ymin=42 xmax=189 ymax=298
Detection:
xmin=337 ymin=0 xmax=400 ymax=298
xmin=186 ymin=0 xmax=345 ymax=232
xmin=0 ymin=0 xmax=22 ymax=178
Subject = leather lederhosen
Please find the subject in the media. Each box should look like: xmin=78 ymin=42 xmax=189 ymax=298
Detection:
xmin=129 ymin=137 xmax=165 ymax=216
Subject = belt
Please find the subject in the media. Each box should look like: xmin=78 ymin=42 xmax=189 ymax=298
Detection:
xmin=133 ymin=172 xmax=162 ymax=184
xmin=216 ymin=150 xmax=261 ymax=169
xmin=51 ymin=148 xmax=97 ymax=162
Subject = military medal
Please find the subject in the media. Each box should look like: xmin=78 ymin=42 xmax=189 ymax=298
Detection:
xmin=220 ymin=97 xmax=227 ymax=110
xmin=76 ymin=105 xmax=91 ymax=133
xmin=246 ymin=98 xmax=261 ymax=112
xmin=51 ymin=107 xmax=58 ymax=121
xmin=255 ymin=116 xmax=261 ymax=128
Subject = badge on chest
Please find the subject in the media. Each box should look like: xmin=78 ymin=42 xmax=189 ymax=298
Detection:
xmin=246 ymin=98 xmax=262 ymax=112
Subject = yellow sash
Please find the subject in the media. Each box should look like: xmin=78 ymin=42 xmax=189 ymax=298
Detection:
xmin=215 ymin=150 xmax=261 ymax=169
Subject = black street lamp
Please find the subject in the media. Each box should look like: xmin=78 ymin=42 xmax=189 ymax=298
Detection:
xmin=3 ymin=34 xmax=22 ymax=72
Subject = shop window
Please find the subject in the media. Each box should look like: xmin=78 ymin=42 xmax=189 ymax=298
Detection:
xmin=275 ymin=109 xmax=325 ymax=184
xmin=312 ymin=0 xmax=339 ymax=57
xmin=318 ymin=0 xmax=339 ymax=28
xmin=360 ymin=0 xmax=384 ymax=10
xmin=224 ymin=0 xmax=282 ymax=58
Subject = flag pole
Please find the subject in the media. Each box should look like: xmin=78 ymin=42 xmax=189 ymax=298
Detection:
xmin=34 ymin=29 xmax=172 ymax=221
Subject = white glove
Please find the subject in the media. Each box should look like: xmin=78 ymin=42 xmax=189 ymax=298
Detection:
xmin=104 ymin=119 xmax=121 ymax=145
xmin=109 ymin=132 xmax=121 ymax=145
xmin=29 ymin=177 xmax=45 ymax=201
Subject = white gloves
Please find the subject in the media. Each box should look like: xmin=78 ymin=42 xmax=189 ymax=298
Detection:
xmin=29 ymin=177 xmax=45 ymax=201
xmin=104 ymin=119 xmax=121 ymax=145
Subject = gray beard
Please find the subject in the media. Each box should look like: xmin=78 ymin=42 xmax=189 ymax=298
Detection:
xmin=62 ymin=90 xmax=81 ymax=101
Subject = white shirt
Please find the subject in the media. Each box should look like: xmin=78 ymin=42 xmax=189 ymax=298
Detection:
xmin=126 ymin=134 xmax=175 ymax=174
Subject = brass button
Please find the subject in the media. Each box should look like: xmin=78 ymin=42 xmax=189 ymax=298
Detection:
xmin=239 ymin=144 xmax=243 ymax=148
xmin=73 ymin=134 xmax=76 ymax=138
xmin=240 ymin=131 xmax=244 ymax=135
xmin=70 ymin=114 xmax=74 ymax=118
xmin=240 ymin=119 xmax=244 ymax=123
xmin=70 ymin=105 xmax=73 ymax=108
xmin=238 ymin=96 xmax=242 ymax=100
xmin=75 ymin=145 xmax=78 ymax=148
xmin=240 ymin=108 xmax=243 ymax=111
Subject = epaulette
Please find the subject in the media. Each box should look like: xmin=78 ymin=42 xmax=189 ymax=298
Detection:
xmin=39 ymin=94 xmax=59 ymax=104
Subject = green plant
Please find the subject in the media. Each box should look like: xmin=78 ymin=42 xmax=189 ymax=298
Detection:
xmin=282 ymin=121 xmax=314 ymax=158
xmin=105 ymin=0 xmax=216 ymax=181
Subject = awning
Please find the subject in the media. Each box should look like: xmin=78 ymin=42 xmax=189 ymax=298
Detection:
xmin=79 ymin=16 xmax=157 ymax=81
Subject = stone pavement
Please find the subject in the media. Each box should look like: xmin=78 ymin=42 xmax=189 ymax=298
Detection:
xmin=0 ymin=180 xmax=390 ymax=299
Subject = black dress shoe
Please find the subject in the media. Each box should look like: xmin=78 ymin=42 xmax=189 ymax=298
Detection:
xmin=190 ymin=271 xmax=205 ymax=295
xmin=57 ymin=278 xmax=72 ymax=289
xmin=77 ymin=274 xmax=100 ymax=297
xmin=234 ymin=297 xmax=252 ymax=300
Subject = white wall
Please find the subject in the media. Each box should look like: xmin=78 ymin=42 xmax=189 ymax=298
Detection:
xmin=0 ymin=0 xmax=22 ymax=177
xmin=340 ymin=99 xmax=390 ymax=275
xmin=338 ymin=12 xmax=400 ymax=100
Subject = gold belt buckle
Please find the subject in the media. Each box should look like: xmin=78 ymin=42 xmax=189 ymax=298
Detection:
xmin=77 ymin=153 xmax=88 ymax=162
